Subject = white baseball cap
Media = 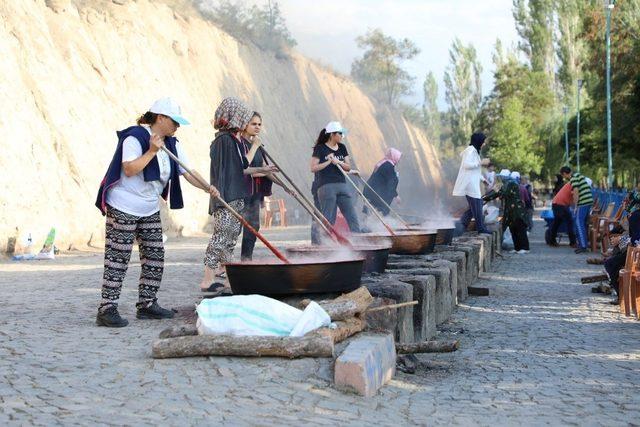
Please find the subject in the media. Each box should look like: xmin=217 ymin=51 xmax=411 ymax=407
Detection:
xmin=149 ymin=97 xmax=190 ymax=125
xmin=511 ymin=171 xmax=521 ymax=180
xmin=325 ymin=121 xmax=345 ymax=134
xmin=498 ymin=169 xmax=511 ymax=178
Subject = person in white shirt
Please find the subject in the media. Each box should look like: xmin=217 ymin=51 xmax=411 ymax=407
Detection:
xmin=94 ymin=97 xmax=220 ymax=328
xmin=452 ymin=132 xmax=492 ymax=234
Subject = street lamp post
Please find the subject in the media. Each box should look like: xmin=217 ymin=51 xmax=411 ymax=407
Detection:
xmin=576 ymin=79 xmax=583 ymax=173
xmin=563 ymin=106 xmax=569 ymax=164
xmin=606 ymin=0 xmax=615 ymax=188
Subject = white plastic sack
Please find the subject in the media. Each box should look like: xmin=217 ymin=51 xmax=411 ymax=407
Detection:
xmin=484 ymin=206 xmax=499 ymax=224
xmin=196 ymin=295 xmax=330 ymax=337
xmin=502 ymin=228 xmax=514 ymax=250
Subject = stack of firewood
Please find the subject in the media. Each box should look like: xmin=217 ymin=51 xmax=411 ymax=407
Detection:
xmin=151 ymin=287 xmax=458 ymax=359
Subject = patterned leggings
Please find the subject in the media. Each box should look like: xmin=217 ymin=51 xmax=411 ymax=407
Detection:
xmin=204 ymin=199 xmax=245 ymax=270
xmin=99 ymin=206 xmax=164 ymax=312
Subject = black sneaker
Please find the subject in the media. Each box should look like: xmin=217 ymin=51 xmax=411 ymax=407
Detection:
xmin=574 ymin=248 xmax=588 ymax=254
xmin=96 ymin=306 xmax=129 ymax=328
xmin=136 ymin=302 xmax=175 ymax=320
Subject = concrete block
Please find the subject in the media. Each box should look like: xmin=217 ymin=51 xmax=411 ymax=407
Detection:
xmin=335 ymin=333 xmax=396 ymax=397
xmin=388 ymin=267 xmax=451 ymax=325
xmin=456 ymin=235 xmax=490 ymax=272
xmin=394 ymin=275 xmax=436 ymax=340
xmin=426 ymin=251 xmax=467 ymax=301
xmin=364 ymin=280 xmax=414 ymax=343
xmin=435 ymin=244 xmax=477 ymax=286
xmin=426 ymin=259 xmax=458 ymax=312
xmin=365 ymin=297 xmax=398 ymax=334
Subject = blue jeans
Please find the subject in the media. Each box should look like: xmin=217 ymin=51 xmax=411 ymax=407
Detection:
xmin=574 ymin=204 xmax=591 ymax=249
xmin=460 ymin=196 xmax=489 ymax=233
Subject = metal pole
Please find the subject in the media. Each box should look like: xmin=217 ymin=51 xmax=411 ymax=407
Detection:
xmin=576 ymin=79 xmax=583 ymax=173
xmin=563 ymin=106 xmax=569 ymax=164
xmin=606 ymin=1 xmax=614 ymax=188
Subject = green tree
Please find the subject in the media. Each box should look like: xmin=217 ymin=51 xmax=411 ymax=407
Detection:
xmin=351 ymin=29 xmax=420 ymax=106
xmin=422 ymin=71 xmax=441 ymax=146
xmin=443 ymin=38 xmax=482 ymax=148
xmin=195 ymin=0 xmax=295 ymax=54
xmin=490 ymin=97 xmax=543 ymax=174
xmin=513 ymin=0 xmax=556 ymax=84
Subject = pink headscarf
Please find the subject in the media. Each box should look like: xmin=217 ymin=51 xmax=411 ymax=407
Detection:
xmin=374 ymin=148 xmax=402 ymax=171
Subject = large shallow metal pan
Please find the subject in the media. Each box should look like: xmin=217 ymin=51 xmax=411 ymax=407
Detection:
xmin=351 ymin=229 xmax=437 ymax=255
xmin=286 ymin=244 xmax=391 ymax=274
xmin=225 ymin=258 xmax=365 ymax=296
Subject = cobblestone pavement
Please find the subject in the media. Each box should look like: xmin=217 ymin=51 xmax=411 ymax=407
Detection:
xmin=1 ymin=221 xmax=639 ymax=425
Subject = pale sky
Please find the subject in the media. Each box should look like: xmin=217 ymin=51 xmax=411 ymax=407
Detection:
xmin=272 ymin=0 xmax=520 ymax=110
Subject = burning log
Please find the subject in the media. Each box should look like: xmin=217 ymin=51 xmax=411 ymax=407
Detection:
xmin=581 ymin=274 xmax=609 ymax=284
xmin=151 ymin=334 xmax=335 ymax=359
xmin=396 ymin=340 xmax=460 ymax=354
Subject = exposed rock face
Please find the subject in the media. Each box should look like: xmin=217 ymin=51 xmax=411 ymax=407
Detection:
xmin=0 ymin=0 xmax=443 ymax=251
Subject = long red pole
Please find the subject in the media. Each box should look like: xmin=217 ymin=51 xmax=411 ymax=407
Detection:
xmin=160 ymin=146 xmax=290 ymax=264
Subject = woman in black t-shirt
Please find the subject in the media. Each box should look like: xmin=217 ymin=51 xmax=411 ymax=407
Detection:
xmin=310 ymin=121 xmax=361 ymax=243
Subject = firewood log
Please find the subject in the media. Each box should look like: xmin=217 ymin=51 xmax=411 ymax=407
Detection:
xmin=151 ymin=334 xmax=334 ymax=359
xmin=396 ymin=340 xmax=460 ymax=354
xmin=310 ymin=317 xmax=366 ymax=343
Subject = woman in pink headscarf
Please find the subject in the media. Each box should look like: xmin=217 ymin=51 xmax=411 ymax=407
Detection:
xmin=363 ymin=148 xmax=402 ymax=216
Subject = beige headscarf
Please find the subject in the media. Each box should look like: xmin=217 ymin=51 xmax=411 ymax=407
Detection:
xmin=212 ymin=97 xmax=253 ymax=131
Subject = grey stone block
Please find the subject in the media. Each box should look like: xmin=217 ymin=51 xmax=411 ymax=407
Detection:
xmin=435 ymin=244 xmax=477 ymax=286
xmin=388 ymin=267 xmax=451 ymax=325
xmin=394 ymin=274 xmax=436 ymax=340
xmin=364 ymin=280 xmax=414 ymax=343
xmin=425 ymin=251 xmax=467 ymax=301
xmin=365 ymin=297 xmax=398 ymax=334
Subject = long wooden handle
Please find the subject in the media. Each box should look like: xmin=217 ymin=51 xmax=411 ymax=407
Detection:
xmin=356 ymin=174 xmax=410 ymax=229
xmin=160 ymin=146 xmax=290 ymax=264
xmin=261 ymin=148 xmax=352 ymax=246
xmin=337 ymin=166 xmax=396 ymax=236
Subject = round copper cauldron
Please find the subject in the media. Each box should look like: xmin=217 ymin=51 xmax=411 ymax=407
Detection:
xmin=351 ymin=229 xmax=438 ymax=255
xmin=286 ymin=243 xmax=392 ymax=274
xmin=225 ymin=258 xmax=365 ymax=296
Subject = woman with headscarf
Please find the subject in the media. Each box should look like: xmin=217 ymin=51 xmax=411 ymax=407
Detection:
xmin=363 ymin=148 xmax=402 ymax=216
xmin=484 ymin=171 xmax=530 ymax=253
xmin=199 ymin=98 xmax=277 ymax=294
xmin=452 ymin=132 xmax=492 ymax=234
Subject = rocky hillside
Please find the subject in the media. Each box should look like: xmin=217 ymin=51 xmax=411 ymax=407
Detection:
xmin=0 ymin=0 xmax=443 ymax=252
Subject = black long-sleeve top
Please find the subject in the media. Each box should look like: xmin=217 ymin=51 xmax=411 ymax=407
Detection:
xmin=209 ymin=131 xmax=249 ymax=213
xmin=363 ymin=162 xmax=399 ymax=216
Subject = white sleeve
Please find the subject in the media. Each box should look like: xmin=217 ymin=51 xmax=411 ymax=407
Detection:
xmin=122 ymin=136 xmax=143 ymax=163
xmin=462 ymin=151 xmax=480 ymax=170
xmin=175 ymin=141 xmax=190 ymax=175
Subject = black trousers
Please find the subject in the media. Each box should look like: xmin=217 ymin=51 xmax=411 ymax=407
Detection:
xmin=241 ymin=196 xmax=261 ymax=261
xmin=509 ymin=218 xmax=530 ymax=251
xmin=549 ymin=204 xmax=576 ymax=245
xmin=605 ymin=249 xmax=627 ymax=293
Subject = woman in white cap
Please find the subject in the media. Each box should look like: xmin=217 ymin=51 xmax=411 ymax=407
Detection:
xmin=95 ymin=97 xmax=220 ymax=327
xmin=310 ymin=121 xmax=361 ymax=242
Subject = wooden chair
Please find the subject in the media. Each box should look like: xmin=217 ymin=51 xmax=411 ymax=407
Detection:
xmin=619 ymin=246 xmax=640 ymax=317
xmin=589 ymin=202 xmax=616 ymax=252
xmin=599 ymin=207 xmax=626 ymax=255
xmin=262 ymin=198 xmax=287 ymax=228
